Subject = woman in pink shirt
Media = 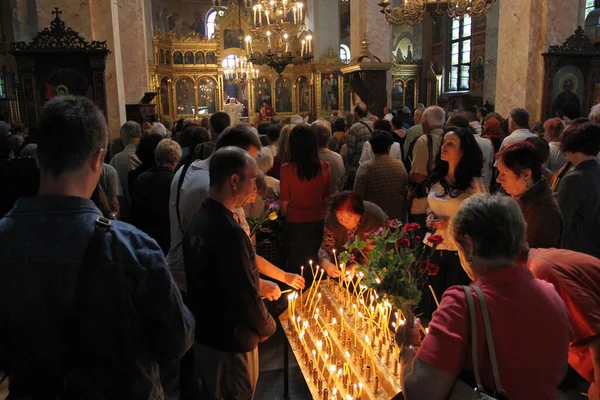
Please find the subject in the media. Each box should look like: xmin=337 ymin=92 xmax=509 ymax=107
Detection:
xmin=281 ymin=124 xmax=330 ymax=283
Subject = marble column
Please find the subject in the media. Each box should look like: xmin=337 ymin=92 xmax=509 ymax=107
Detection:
xmin=484 ymin=1 xmax=499 ymax=105
xmin=118 ymin=0 xmax=150 ymax=103
xmin=350 ymin=0 xmax=392 ymax=108
xmin=310 ymin=0 xmax=340 ymax=59
xmin=495 ymin=0 xmax=579 ymax=120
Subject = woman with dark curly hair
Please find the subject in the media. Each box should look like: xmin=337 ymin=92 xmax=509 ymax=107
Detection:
xmin=557 ymin=122 xmax=600 ymax=258
xmin=422 ymin=126 xmax=486 ymax=320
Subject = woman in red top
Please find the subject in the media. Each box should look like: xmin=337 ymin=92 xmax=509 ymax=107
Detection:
xmin=281 ymin=124 xmax=330 ymax=283
xmin=397 ymin=194 xmax=572 ymax=400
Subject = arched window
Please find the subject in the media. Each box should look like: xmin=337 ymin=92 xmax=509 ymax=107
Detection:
xmin=448 ymin=15 xmax=471 ymax=92
xmin=206 ymin=9 xmax=217 ymax=39
xmin=340 ymin=44 xmax=350 ymax=64
xmin=585 ymin=0 xmax=595 ymax=18
xmin=222 ymin=54 xmax=239 ymax=69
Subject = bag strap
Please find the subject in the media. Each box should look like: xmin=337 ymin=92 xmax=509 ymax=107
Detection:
xmin=358 ymin=121 xmax=373 ymax=134
xmin=462 ymin=285 xmax=485 ymax=394
xmin=472 ymin=285 xmax=506 ymax=396
xmin=176 ymin=162 xmax=193 ymax=234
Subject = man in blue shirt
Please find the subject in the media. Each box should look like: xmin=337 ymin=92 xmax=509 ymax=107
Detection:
xmin=0 ymin=96 xmax=194 ymax=400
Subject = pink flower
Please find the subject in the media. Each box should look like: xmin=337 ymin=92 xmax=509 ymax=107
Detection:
xmin=349 ymin=254 xmax=356 ymax=263
xmin=348 ymin=233 xmax=355 ymax=242
xmin=387 ymin=219 xmax=397 ymax=229
xmin=375 ymin=227 xmax=384 ymax=235
xmin=427 ymin=234 xmax=444 ymax=245
xmin=403 ymin=222 xmax=421 ymax=233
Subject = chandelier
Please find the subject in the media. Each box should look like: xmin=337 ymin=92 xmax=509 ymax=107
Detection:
xmin=224 ymin=55 xmax=259 ymax=86
xmin=246 ymin=0 xmax=313 ymax=75
xmin=378 ymin=0 xmax=496 ymax=25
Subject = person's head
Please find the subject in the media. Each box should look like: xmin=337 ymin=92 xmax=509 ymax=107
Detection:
xmin=37 ymin=96 xmax=108 ymax=197
xmin=373 ymin=119 xmax=392 ymax=132
xmin=150 ymin=122 xmax=168 ymax=138
xmin=267 ymin=124 xmax=282 ymax=144
xmin=330 ymin=191 xmax=365 ymax=231
xmin=290 ymin=115 xmax=304 ymax=125
xmin=508 ymin=108 xmax=529 ymax=132
xmin=383 ymin=105 xmax=391 ymax=115
xmin=135 ymin=133 xmax=163 ymax=167
xmin=495 ymin=141 xmax=543 ymax=196
xmin=589 ymin=103 xmax=600 ymax=123
xmin=333 ymin=117 xmax=346 ymax=133
xmin=155 ymin=139 xmax=182 ymax=170
xmin=312 ymin=119 xmax=333 ymax=149
xmin=200 ymin=117 xmax=210 ymax=129
xmin=369 ymin=130 xmax=394 ymax=155
xmin=450 ymin=194 xmax=525 ymax=280
xmin=216 ymin=124 xmax=262 ymax=158
xmin=161 ymin=117 xmax=173 ymax=132
xmin=391 ymin=115 xmax=404 ymax=131
xmin=446 ymin=113 xmax=470 ymax=129
xmin=209 ymin=146 xmax=258 ymax=208
xmin=257 ymin=122 xmax=270 ymax=137
xmin=179 ymin=125 xmax=210 ymax=161
xmin=256 ymin=146 xmax=274 ymax=173
xmin=270 ymin=116 xmax=282 ymax=125
xmin=262 ymin=99 xmax=269 ymax=108
xmin=289 ymin=124 xmax=321 ymax=181
xmin=259 ymin=135 xmax=271 ymax=147
xmin=531 ymin=122 xmax=544 ymax=136
xmin=563 ymin=78 xmax=574 ymax=93
xmin=560 ymin=122 xmax=600 ymax=160
xmin=209 ymin=112 xmax=231 ymax=140
xmin=542 ymin=118 xmax=564 ymax=143
xmin=465 ymin=106 xmax=479 ymax=122
xmin=120 ymin=121 xmax=142 ymax=146
xmin=562 ymin=104 xmax=581 ymax=121
xmin=278 ymin=124 xmax=295 ymax=163
xmin=414 ymin=107 xmax=425 ymax=125
xmin=477 ymin=107 xmax=488 ymax=121
xmin=142 ymin=122 xmax=152 ymax=135
xmin=354 ymin=102 xmax=368 ymax=119
xmin=431 ymin=127 xmax=483 ymax=192
xmin=422 ymin=106 xmax=445 ymax=129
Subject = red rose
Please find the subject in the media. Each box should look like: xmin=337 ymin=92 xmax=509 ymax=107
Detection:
xmin=426 ymin=262 xmax=440 ymax=276
xmin=403 ymin=222 xmax=421 ymax=233
xmin=397 ymin=238 xmax=411 ymax=247
xmin=427 ymin=234 xmax=444 ymax=245
xmin=418 ymin=261 xmax=427 ymax=270
xmin=415 ymin=236 xmax=421 ymax=243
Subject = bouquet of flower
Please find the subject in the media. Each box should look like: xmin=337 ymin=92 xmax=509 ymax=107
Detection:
xmin=339 ymin=220 xmax=444 ymax=318
xmin=247 ymin=197 xmax=280 ymax=238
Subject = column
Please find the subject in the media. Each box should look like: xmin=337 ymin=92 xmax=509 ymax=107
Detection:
xmin=307 ymin=0 xmax=340 ymax=59
xmin=484 ymin=1 xmax=499 ymax=105
xmin=495 ymin=0 xmax=579 ymax=120
xmin=118 ymin=0 xmax=150 ymax=103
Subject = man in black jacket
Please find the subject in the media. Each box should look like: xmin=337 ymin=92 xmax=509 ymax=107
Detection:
xmin=183 ymin=146 xmax=276 ymax=399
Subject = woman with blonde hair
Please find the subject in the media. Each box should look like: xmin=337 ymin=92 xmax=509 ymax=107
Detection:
xmin=269 ymin=123 xmax=295 ymax=180
xmin=543 ymin=118 xmax=566 ymax=173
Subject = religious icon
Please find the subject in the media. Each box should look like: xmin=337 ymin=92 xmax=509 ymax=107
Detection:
xmin=255 ymin=78 xmax=272 ymax=113
xmin=173 ymin=51 xmax=183 ymax=64
xmin=472 ymin=55 xmax=485 ymax=83
xmin=175 ymin=77 xmax=194 ymax=115
xmin=42 ymin=68 xmax=90 ymax=103
xmin=195 ymin=51 xmax=205 ymax=64
xmin=188 ymin=12 xmax=205 ymax=36
xmin=184 ymin=51 xmax=194 ymax=64
xmin=343 ymin=75 xmax=351 ymax=112
xmin=160 ymin=77 xmax=170 ymax=115
xmin=298 ymin=76 xmax=311 ymax=113
xmin=224 ymin=29 xmax=244 ymax=49
xmin=552 ymin=66 xmax=583 ymax=117
xmin=276 ymin=77 xmax=292 ymax=113
xmin=197 ymin=77 xmax=216 ymax=114
xmin=392 ymin=79 xmax=404 ymax=111
xmin=321 ymin=73 xmax=339 ymax=113
xmin=206 ymin=51 xmax=217 ymax=64
xmin=405 ymin=79 xmax=416 ymax=110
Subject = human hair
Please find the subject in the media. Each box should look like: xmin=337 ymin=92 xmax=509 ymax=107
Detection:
xmin=330 ymin=191 xmax=365 ymax=215
xmin=135 ymin=133 xmax=163 ymax=167
xmin=179 ymin=126 xmax=210 ymax=165
xmin=290 ymin=115 xmax=304 ymax=125
xmin=450 ymin=194 xmax=525 ymax=261
xmin=589 ymin=103 xmax=600 ymax=122
xmin=210 ymin=112 xmax=231 ymax=138
xmin=422 ymin=106 xmax=445 ymax=128
xmin=465 ymin=106 xmax=478 ymax=121
xmin=150 ymin=122 xmax=168 ymax=137
xmin=200 ymin=117 xmax=210 ymax=129
xmin=267 ymin=124 xmax=282 ymax=143
xmin=278 ymin=124 xmax=295 ymax=163
xmin=373 ymin=119 xmax=392 ymax=132
xmin=257 ymin=123 xmax=270 ymax=137
xmin=289 ymin=124 xmax=321 ymax=181
xmin=271 ymin=116 xmax=282 ymax=125
xmin=430 ymin=127 xmax=483 ymax=194
xmin=531 ymin=122 xmax=544 ymax=135
xmin=259 ymin=135 xmax=271 ymax=147
xmin=354 ymin=102 xmax=368 ymax=119
xmin=543 ymin=118 xmax=564 ymax=142
xmin=369 ymin=130 xmax=394 ymax=154
xmin=391 ymin=115 xmax=404 ymax=130
xmin=37 ymin=96 xmax=107 ymax=178
xmin=333 ymin=117 xmax=346 ymax=133
xmin=509 ymin=108 xmax=530 ymax=129
xmin=120 ymin=121 xmax=142 ymax=144
xmin=216 ymin=123 xmax=262 ymax=152
xmin=525 ymin=137 xmax=550 ymax=164
xmin=447 ymin=113 xmax=470 ymax=129
xmin=568 ymin=117 xmax=590 ymax=125
xmin=209 ymin=146 xmax=255 ymax=188
xmin=560 ymin=122 xmax=600 ymax=156
xmin=414 ymin=107 xmax=425 ymax=122
xmin=312 ymin=119 xmax=332 ymax=148
xmin=256 ymin=146 xmax=274 ymax=173
xmin=161 ymin=117 xmax=173 ymax=132
xmin=478 ymin=107 xmax=488 ymax=118
xmin=174 ymin=118 xmax=185 ymax=134
xmin=155 ymin=138 xmax=182 ymax=167
xmin=142 ymin=122 xmax=152 ymax=135
xmin=496 ymin=141 xmax=543 ymax=181
xmin=562 ymin=104 xmax=581 ymax=120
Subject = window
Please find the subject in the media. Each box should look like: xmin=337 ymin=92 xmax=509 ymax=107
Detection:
xmin=0 ymin=71 xmax=6 ymax=99
xmin=222 ymin=54 xmax=238 ymax=69
xmin=340 ymin=44 xmax=350 ymax=64
xmin=585 ymin=0 xmax=595 ymax=19
xmin=448 ymin=16 xmax=471 ymax=92
xmin=206 ymin=9 xmax=217 ymax=39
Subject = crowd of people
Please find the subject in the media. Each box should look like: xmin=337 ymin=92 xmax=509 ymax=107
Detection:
xmin=0 ymin=94 xmax=599 ymax=400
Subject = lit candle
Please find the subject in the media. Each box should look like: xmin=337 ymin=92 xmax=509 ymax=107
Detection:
xmin=258 ymin=4 xmax=262 ymax=25
xmin=267 ymin=31 xmax=272 ymax=49
xmin=253 ymin=5 xmax=257 ymax=25
xmin=307 ymin=35 xmax=312 ymax=53
xmin=284 ymin=33 xmax=289 ymax=53
xmin=298 ymin=2 xmax=304 ymax=22
xmin=301 ymin=39 xmax=306 ymax=57
xmin=265 ymin=10 xmax=270 ymax=25
xmin=293 ymin=6 xmax=297 ymax=24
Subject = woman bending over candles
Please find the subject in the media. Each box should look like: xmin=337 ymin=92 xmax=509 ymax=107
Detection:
xmin=318 ymin=191 xmax=388 ymax=278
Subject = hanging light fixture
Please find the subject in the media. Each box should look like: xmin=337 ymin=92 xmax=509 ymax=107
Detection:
xmin=378 ymin=0 xmax=496 ymax=25
xmin=224 ymin=55 xmax=259 ymax=86
xmin=247 ymin=0 xmax=313 ymax=75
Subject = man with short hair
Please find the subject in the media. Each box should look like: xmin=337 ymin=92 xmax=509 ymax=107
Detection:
xmin=466 ymin=106 xmax=483 ymax=136
xmin=383 ymin=105 xmax=394 ymax=122
xmin=313 ymin=119 xmax=345 ymax=195
xmin=196 ymin=112 xmax=231 ymax=160
xmin=184 ymin=147 xmax=276 ymax=400
xmin=499 ymin=108 xmax=536 ymax=150
xmin=110 ymin=121 xmax=142 ymax=219
xmin=266 ymin=124 xmax=281 ymax=157
xmin=403 ymin=106 xmax=425 ymax=157
xmin=0 ymin=96 xmax=194 ymax=399
xmin=345 ymin=102 xmax=373 ymax=189
xmin=589 ymin=103 xmax=600 ymax=123
xmin=290 ymin=114 xmax=304 ymax=125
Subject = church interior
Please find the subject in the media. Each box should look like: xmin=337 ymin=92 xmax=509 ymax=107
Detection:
xmin=1 ymin=0 xmax=600 ymax=399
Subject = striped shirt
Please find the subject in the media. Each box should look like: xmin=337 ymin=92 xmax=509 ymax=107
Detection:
xmin=545 ymin=142 xmax=567 ymax=173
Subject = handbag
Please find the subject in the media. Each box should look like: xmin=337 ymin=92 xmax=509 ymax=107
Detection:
xmin=406 ymin=132 xmax=433 ymax=215
xmin=447 ymin=286 xmax=508 ymax=400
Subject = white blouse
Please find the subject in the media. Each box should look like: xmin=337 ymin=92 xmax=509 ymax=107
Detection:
xmin=427 ymin=177 xmax=487 ymax=251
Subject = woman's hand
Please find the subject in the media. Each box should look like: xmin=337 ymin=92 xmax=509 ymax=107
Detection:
xmin=394 ymin=317 xmax=421 ymax=348
xmin=284 ymin=273 xmax=306 ymax=290
xmin=322 ymin=259 xmax=343 ymax=278
xmin=589 ymin=382 xmax=600 ymax=400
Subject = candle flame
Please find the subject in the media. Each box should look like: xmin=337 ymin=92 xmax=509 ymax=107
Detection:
xmin=426 ymin=327 xmax=430 ymax=334
xmin=337 ymin=369 xmax=342 ymax=376
xmin=332 ymin=317 xmax=337 ymax=324
xmin=399 ymin=319 xmax=406 ymax=326
xmin=392 ymin=322 xmax=397 ymax=328
xmin=324 ymin=330 xmax=329 ymax=337
xmin=364 ymin=335 xmax=369 ymax=343
xmin=329 ymin=365 xmax=336 ymax=373
xmin=345 ymin=351 xmax=350 ymax=358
